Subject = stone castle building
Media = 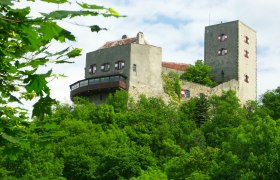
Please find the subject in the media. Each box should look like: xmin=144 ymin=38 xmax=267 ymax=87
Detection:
xmin=70 ymin=20 xmax=257 ymax=104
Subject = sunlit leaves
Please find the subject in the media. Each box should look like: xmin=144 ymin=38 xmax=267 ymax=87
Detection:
xmin=25 ymin=71 xmax=51 ymax=95
xmin=66 ymin=48 xmax=82 ymax=58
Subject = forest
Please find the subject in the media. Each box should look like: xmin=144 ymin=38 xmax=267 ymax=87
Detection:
xmin=1 ymin=0 xmax=280 ymax=179
xmin=1 ymin=88 xmax=280 ymax=179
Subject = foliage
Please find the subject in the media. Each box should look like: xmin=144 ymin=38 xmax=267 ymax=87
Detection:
xmin=260 ymin=86 xmax=280 ymax=120
xmin=181 ymin=60 xmax=216 ymax=87
xmin=162 ymin=71 xmax=182 ymax=102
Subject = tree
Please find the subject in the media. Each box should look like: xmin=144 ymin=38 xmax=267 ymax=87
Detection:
xmin=162 ymin=71 xmax=182 ymax=102
xmin=0 ymin=0 xmax=120 ymax=143
xmin=260 ymin=86 xmax=280 ymax=120
xmin=194 ymin=94 xmax=210 ymax=127
xmin=181 ymin=60 xmax=216 ymax=87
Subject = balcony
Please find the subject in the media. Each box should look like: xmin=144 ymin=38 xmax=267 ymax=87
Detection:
xmin=70 ymin=75 xmax=127 ymax=98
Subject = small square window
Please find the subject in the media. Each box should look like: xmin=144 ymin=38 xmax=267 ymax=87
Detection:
xmin=88 ymin=64 xmax=96 ymax=74
xmin=101 ymin=63 xmax=110 ymax=72
xmin=115 ymin=61 xmax=125 ymax=70
xmin=181 ymin=89 xmax=190 ymax=98
xmin=133 ymin=64 xmax=137 ymax=72
xmin=244 ymin=50 xmax=249 ymax=58
xmin=218 ymin=48 xmax=228 ymax=56
xmin=218 ymin=34 xmax=228 ymax=42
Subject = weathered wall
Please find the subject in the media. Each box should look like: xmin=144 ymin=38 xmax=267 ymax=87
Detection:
xmin=181 ymin=79 xmax=239 ymax=99
xmin=204 ymin=21 xmax=239 ymax=83
xmin=237 ymin=21 xmax=257 ymax=104
xmin=129 ymin=44 xmax=163 ymax=90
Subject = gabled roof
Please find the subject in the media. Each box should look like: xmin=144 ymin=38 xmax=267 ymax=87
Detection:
xmin=99 ymin=35 xmax=149 ymax=49
xmin=162 ymin=62 xmax=189 ymax=71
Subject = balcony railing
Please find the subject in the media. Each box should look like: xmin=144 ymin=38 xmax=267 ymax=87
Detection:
xmin=70 ymin=74 xmax=127 ymax=98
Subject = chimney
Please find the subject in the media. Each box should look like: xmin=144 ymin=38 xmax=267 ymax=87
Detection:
xmin=136 ymin=32 xmax=145 ymax=44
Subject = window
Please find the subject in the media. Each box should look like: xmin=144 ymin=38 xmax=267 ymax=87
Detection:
xmin=218 ymin=34 xmax=228 ymax=41
xmin=221 ymin=70 xmax=225 ymax=78
xmin=244 ymin=50 xmax=249 ymax=58
xmin=244 ymin=74 xmax=249 ymax=83
xmin=115 ymin=61 xmax=125 ymax=70
xmin=101 ymin=63 xmax=110 ymax=72
xmin=244 ymin=36 xmax=250 ymax=44
xmin=88 ymin=64 xmax=96 ymax=74
xmin=181 ymin=89 xmax=190 ymax=98
xmin=218 ymin=48 xmax=228 ymax=56
xmin=133 ymin=64 xmax=137 ymax=72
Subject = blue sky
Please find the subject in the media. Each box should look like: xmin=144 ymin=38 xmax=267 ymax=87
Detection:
xmin=20 ymin=0 xmax=280 ymax=107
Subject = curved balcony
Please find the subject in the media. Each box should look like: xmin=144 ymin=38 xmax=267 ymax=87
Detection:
xmin=70 ymin=74 xmax=127 ymax=98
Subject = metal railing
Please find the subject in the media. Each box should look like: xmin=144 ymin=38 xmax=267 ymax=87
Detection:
xmin=70 ymin=75 xmax=126 ymax=91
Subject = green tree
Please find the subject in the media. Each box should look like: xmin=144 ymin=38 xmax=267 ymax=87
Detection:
xmin=162 ymin=71 xmax=182 ymax=102
xmin=260 ymin=86 xmax=280 ymax=120
xmin=194 ymin=94 xmax=210 ymax=127
xmin=181 ymin=60 xmax=216 ymax=87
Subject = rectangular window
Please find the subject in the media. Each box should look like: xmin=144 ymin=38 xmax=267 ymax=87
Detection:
xmin=218 ymin=34 xmax=228 ymax=42
xmin=133 ymin=64 xmax=137 ymax=72
xmin=244 ymin=50 xmax=249 ymax=58
xmin=244 ymin=74 xmax=249 ymax=83
xmin=181 ymin=89 xmax=190 ymax=98
xmin=88 ymin=64 xmax=97 ymax=74
xmin=244 ymin=36 xmax=250 ymax=44
xmin=101 ymin=63 xmax=110 ymax=72
xmin=115 ymin=60 xmax=125 ymax=70
xmin=218 ymin=48 xmax=228 ymax=56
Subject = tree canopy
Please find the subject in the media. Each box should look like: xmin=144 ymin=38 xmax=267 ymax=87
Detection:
xmin=181 ymin=60 xmax=216 ymax=87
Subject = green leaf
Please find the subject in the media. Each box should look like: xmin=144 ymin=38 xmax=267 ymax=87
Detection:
xmin=43 ymin=10 xmax=98 ymax=20
xmin=108 ymin=8 xmax=119 ymax=16
xmin=41 ymin=0 xmax=68 ymax=3
xmin=66 ymin=48 xmax=82 ymax=58
xmin=28 ymin=58 xmax=48 ymax=68
xmin=90 ymin=25 xmax=107 ymax=33
xmin=2 ymin=133 xmax=20 ymax=144
xmin=0 ymin=0 xmax=13 ymax=5
xmin=25 ymin=71 xmax=52 ymax=95
xmin=32 ymin=95 xmax=56 ymax=118
xmin=39 ymin=21 xmax=62 ymax=41
xmin=77 ymin=2 xmax=105 ymax=10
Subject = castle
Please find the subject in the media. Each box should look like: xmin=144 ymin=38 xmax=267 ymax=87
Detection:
xmin=70 ymin=20 xmax=257 ymax=104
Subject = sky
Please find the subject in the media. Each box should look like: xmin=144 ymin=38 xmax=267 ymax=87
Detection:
xmin=19 ymin=0 xmax=280 ymax=108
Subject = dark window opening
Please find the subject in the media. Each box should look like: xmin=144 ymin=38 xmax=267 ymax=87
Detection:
xmin=133 ymin=64 xmax=137 ymax=72
xmin=181 ymin=89 xmax=190 ymax=98
xmin=221 ymin=70 xmax=225 ymax=78
xmin=218 ymin=48 xmax=228 ymax=56
xmin=89 ymin=64 xmax=97 ymax=74
xmin=101 ymin=63 xmax=110 ymax=72
xmin=100 ymin=95 xmax=103 ymax=100
xmin=245 ymin=36 xmax=250 ymax=44
xmin=244 ymin=50 xmax=249 ymax=58
xmin=218 ymin=34 xmax=228 ymax=41
xmin=244 ymin=74 xmax=249 ymax=83
xmin=115 ymin=61 xmax=125 ymax=70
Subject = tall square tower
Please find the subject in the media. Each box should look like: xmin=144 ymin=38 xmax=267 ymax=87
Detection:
xmin=204 ymin=20 xmax=257 ymax=103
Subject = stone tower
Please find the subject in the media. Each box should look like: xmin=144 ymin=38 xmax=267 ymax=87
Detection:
xmin=204 ymin=20 xmax=257 ymax=103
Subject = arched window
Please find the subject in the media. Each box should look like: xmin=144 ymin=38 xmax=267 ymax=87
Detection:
xmin=115 ymin=61 xmax=125 ymax=70
xmin=101 ymin=63 xmax=110 ymax=72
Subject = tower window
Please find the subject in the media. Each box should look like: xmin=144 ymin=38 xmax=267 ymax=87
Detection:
xmin=101 ymin=63 xmax=110 ymax=72
xmin=133 ymin=64 xmax=137 ymax=72
xmin=88 ymin=64 xmax=96 ymax=74
xmin=218 ymin=34 xmax=228 ymax=41
xmin=218 ymin=48 xmax=228 ymax=56
xmin=115 ymin=61 xmax=125 ymax=70
xmin=244 ymin=50 xmax=249 ymax=58
xmin=244 ymin=36 xmax=250 ymax=44
xmin=244 ymin=74 xmax=249 ymax=83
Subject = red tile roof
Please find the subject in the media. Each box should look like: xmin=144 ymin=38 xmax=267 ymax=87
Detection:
xmin=162 ymin=62 xmax=189 ymax=71
xmin=99 ymin=37 xmax=149 ymax=49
